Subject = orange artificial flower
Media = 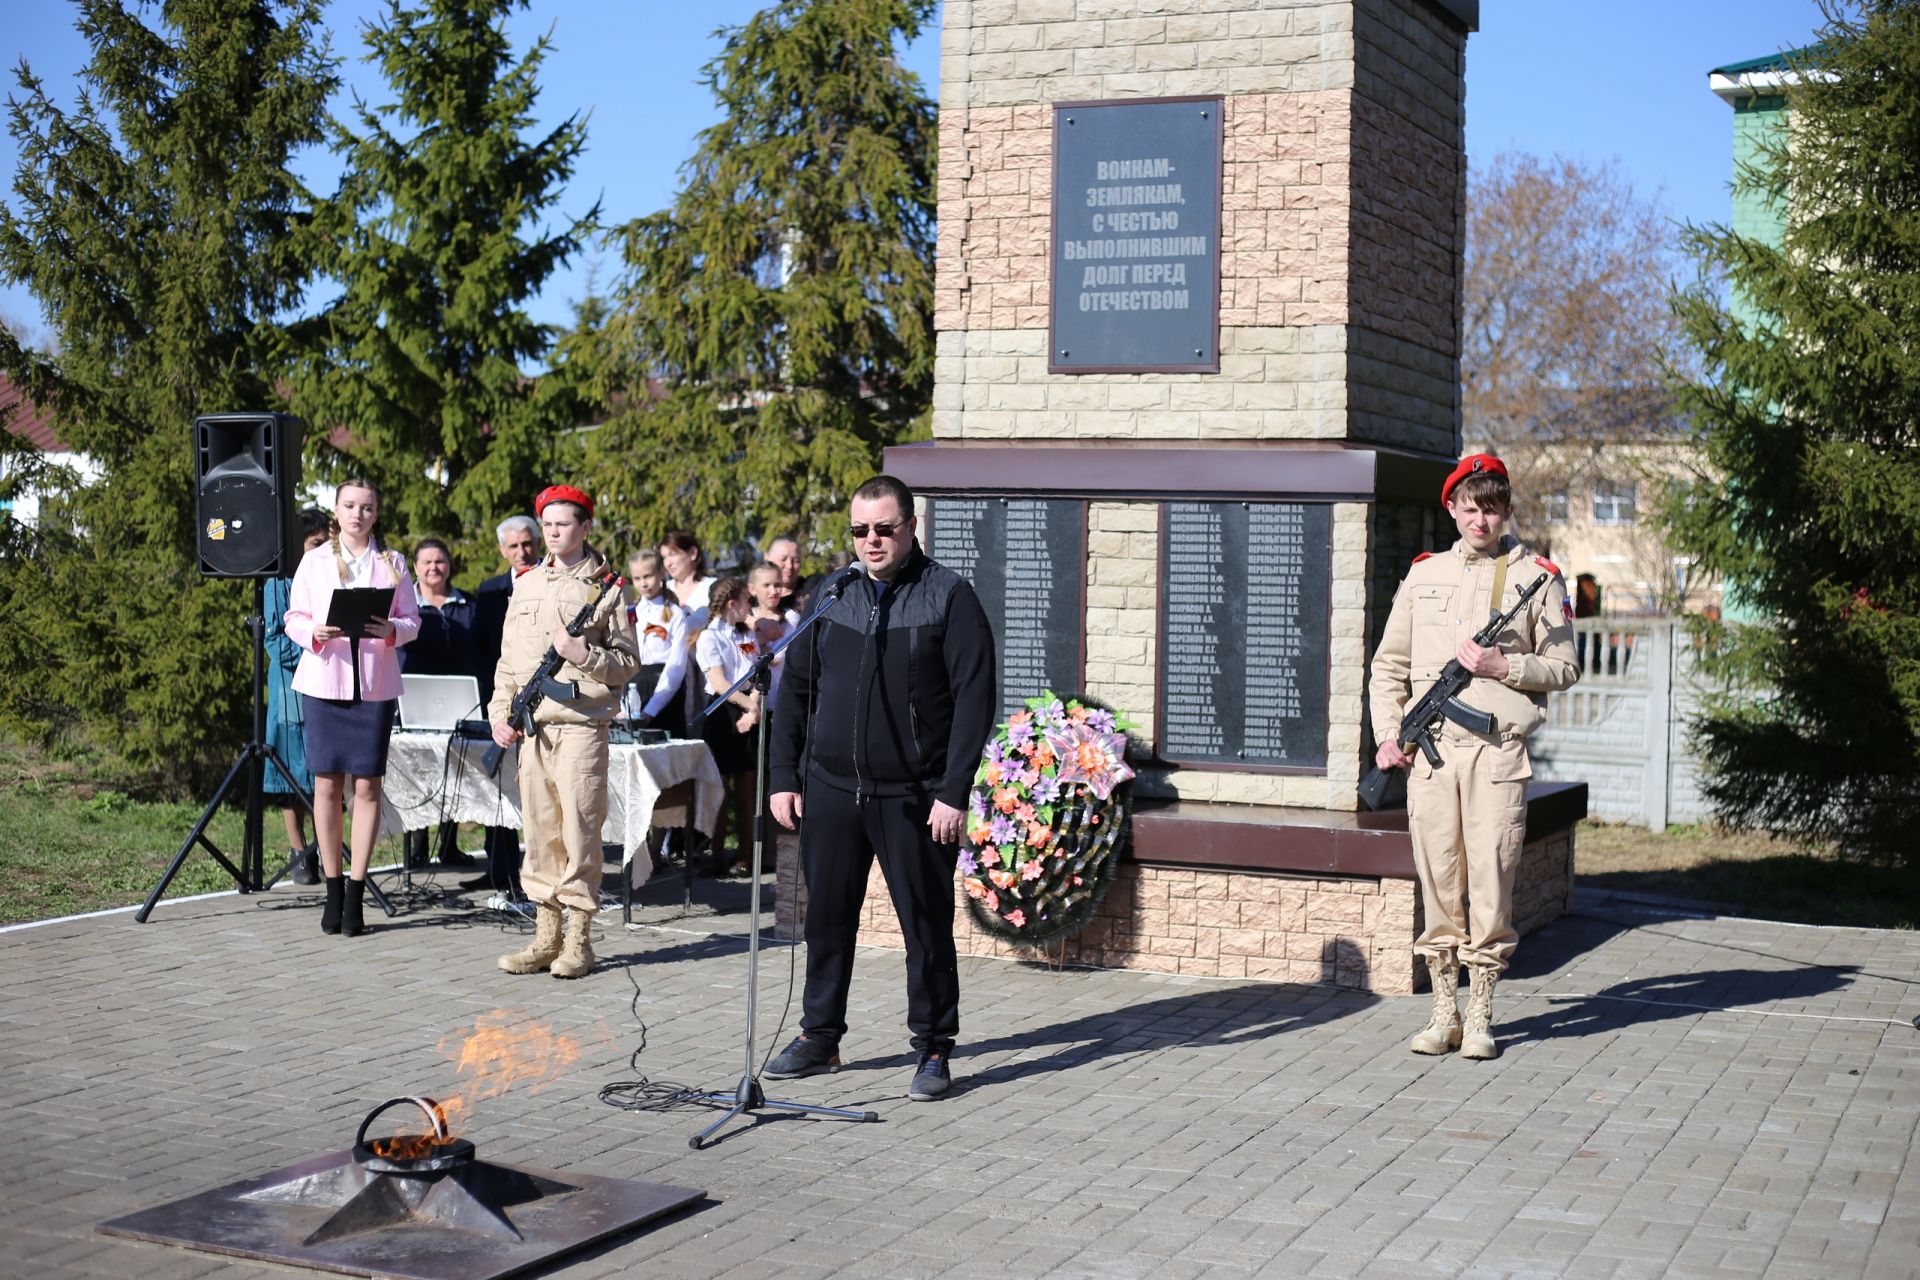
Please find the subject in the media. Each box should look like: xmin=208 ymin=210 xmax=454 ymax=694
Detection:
xmin=1025 ymin=823 xmax=1051 ymax=848
xmin=993 ymin=786 xmax=1020 ymax=814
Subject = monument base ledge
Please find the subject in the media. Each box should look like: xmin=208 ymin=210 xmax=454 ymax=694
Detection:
xmin=772 ymin=783 xmax=1587 ymax=996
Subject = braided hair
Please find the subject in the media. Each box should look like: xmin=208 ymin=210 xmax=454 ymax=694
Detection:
xmin=328 ymin=477 xmax=390 ymax=584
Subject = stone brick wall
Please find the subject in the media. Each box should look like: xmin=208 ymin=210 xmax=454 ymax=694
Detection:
xmin=940 ymin=1 xmax=1361 ymax=111
xmin=1512 ymin=825 xmax=1574 ymax=938
xmin=933 ymin=0 xmax=1467 ymax=457
xmin=772 ymin=819 xmax=1578 ymax=997
xmin=1082 ymin=502 xmax=1161 ymax=741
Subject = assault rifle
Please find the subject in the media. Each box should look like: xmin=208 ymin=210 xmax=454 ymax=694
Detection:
xmin=482 ymin=573 xmax=627 ymax=777
xmin=1357 ymin=571 xmax=1550 ymax=811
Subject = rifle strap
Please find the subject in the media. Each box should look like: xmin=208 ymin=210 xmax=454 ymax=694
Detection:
xmin=1488 ymin=553 xmax=1508 ymax=625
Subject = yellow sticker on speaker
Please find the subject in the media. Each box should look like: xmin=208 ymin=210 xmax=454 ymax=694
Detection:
xmin=206 ymin=518 xmax=227 ymax=541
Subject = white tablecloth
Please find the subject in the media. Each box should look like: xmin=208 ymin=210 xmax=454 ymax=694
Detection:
xmin=378 ymin=731 xmax=725 ymax=889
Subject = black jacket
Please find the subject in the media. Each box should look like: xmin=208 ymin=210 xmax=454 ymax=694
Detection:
xmin=401 ymin=588 xmax=478 ymax=683
xmin=770 ymin=544 xmax=996 ymax=810
xmin=473 ymin=571 xmax=515 ymax=707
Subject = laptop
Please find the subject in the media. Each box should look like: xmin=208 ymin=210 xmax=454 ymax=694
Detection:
xmin=398 ymin=674 xmax=483 ymax=731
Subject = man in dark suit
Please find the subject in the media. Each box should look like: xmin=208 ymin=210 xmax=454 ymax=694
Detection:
xmin=464 ymin=515 xmax=541 ymax=895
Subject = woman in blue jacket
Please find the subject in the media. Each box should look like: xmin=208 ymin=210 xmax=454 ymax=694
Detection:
xmin=264 ymin=508 xmax=331 ymax=884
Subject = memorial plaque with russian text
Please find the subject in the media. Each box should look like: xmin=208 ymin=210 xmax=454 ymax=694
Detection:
xmin=1050 ymin=97 xmax=1222 ymax=373
xmin=928 ymin=498 xmax=1085 ymax=720
xmin=1159 ymin=501 xmax=1331 ymax=768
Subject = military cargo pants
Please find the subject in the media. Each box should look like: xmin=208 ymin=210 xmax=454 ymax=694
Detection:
xmin=516 ymin=720 xmax=610 ymax=916
xmin=1406 ymin=728 xmax=1531 ymax=973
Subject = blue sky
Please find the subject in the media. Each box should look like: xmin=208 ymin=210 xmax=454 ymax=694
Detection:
xmin=1 ymin=0 xmax=1830 ymax=350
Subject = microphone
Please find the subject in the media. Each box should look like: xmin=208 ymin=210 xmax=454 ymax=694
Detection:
xmin=818 ymin=563 xmax=865 ymax=600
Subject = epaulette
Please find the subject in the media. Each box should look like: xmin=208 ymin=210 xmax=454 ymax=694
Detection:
xmin=1533 ymin=555 xmax=1561 ymax=576
xmin=1411 ymin=552 xmax=1433 ymax=564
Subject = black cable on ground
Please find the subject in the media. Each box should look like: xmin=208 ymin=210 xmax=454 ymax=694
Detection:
xmin=598 ymin=878 xmax=803 ymax=1112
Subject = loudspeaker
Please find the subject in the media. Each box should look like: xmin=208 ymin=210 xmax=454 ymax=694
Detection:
xmin=194 ymin=412 xmax=303 ymax=578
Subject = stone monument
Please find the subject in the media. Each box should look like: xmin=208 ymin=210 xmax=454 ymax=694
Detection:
xmin=776 ymin=0 xmax=1587 ymax=995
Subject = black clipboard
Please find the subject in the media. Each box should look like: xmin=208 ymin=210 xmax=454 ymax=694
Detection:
xmin=325 ymin=586 xmax=395 ymax=638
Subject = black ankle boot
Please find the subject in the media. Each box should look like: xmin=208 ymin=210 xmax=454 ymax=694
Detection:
xmin=343 ymin=878 xmax=367 ymax=937
xmin=321 ymin=876 xmax=344 ymax=934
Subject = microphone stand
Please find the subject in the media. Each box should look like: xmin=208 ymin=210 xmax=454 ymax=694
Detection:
xmin=686 ymin=570 xmax=879 ymax=1149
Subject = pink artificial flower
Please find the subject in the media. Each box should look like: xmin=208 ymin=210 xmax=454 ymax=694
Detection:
xmin=1045 ymin=721 xmax=1136 ymax=801
xmin=1020 ymin=859 xmax=1044 ymax=881
xmin=1006 ymin=909 xmax=1027 ymax=928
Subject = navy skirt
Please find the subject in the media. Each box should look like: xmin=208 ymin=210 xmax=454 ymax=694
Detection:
xmin=303 ymin=696 xmax=397 ymax=777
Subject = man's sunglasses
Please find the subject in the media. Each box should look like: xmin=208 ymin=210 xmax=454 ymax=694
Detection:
xmin=848 ymin=521 xmax=907 ymax=540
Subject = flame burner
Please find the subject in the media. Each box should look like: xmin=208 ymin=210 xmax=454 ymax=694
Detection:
xmin=97 ymin=1096 xmax=703 ymax=1280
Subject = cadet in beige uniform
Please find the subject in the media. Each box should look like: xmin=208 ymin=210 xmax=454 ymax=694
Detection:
xmin=489 ymin=485 xmax=640 ymax=979
xmin=1368 ymin=455 xmax=1578 ymax=1059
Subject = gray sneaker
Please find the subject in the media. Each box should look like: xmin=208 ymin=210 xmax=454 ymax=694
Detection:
xmin=764 ymin=1035 xmax=840 ymax=1079
xmin=289 ymin=845 xmax=320 ymax=886
xmin=908 ymin=1051 xmax=951 ymax=1101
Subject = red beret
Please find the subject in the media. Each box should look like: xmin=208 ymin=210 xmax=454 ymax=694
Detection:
xmin=534 ymin=484 xmax=594 ymax=518
xmin=1441 ymin=453 xmax=1508 ymax=505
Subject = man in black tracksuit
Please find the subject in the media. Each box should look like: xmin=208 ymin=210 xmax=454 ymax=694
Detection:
xmin=766 ymin=475 xmax=996 ymax=1101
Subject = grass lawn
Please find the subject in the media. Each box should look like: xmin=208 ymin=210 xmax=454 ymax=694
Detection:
xmin=0 ymin=738 xmax=408 ymax=927
xmin=5 ymin=737 xmax=1916 ymax=931
xmin=1576 ymin=819 xmax=1920 ymax=930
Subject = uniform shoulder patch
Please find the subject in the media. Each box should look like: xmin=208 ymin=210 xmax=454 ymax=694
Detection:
xmin=1533 ymin=555 xmax=1561 ymax=576
xmin=1411 ymin=551 xmax=1433 ymax=565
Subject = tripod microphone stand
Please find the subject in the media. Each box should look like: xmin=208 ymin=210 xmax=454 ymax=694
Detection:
xmin=138 ymin=578 xmax=395 ymax=922
xmin=686 ymin=571 xmax=879 ymax=1149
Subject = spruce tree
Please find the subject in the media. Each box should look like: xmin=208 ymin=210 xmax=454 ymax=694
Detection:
xmin=0 ymin=0 xmax=333 ymax=788
xmin=1663 ymin=1 xmax=1920 ymax=866
xmin=584 ymin=0 xmax=937 ymax=563
xmin=286 ymin=0 xmax=592 ymax=569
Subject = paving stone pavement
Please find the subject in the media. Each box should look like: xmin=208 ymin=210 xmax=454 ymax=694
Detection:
xmin=1 ymin=875 xmax=1917 ymax=1280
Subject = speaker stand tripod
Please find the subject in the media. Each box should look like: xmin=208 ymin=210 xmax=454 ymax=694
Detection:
xmin=137 ymin=578 xmax=395 ymax=922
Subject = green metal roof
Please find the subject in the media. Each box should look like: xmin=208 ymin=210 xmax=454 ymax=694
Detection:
xmin=1711 ymin=46 xmax=1822 ymax=76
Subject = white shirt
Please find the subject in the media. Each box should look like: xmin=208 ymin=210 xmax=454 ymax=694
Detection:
xmin=695 ymin=617 xmax=757 ymax=697
xmin=337 ymin=540 xmax=382 ymax=587
xmin=750 ymin=610 xmax=800 ymax=702
xmin=670 ymin=574 xmax=719 ymax=634
xmin=623 ymin=595 xmax=690 ymax=720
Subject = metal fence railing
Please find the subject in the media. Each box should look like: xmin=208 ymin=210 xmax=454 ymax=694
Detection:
xmin=1529 ymin=619 xmax=1717 ymax=830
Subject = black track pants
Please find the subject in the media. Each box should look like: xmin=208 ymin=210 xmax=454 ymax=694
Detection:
xmin=798 ymin=781 xmax=959 ymax=1056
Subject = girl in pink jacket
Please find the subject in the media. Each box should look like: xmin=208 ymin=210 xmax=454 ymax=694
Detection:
xmin=283 ymin=478 xmax=420 ymax=936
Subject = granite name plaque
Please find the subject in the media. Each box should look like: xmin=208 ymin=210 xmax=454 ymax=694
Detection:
xmin=1050 ymin=97 xmax=1222 ymax=373
xmin=1159 ymin=501 xmax=1331 ymax=768
xmin=928 ymin=497 xmax=1085 ymax=719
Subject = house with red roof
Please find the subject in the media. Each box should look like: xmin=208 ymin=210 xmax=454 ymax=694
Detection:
xmin=0 ymin=374 xmax=100 ymax=525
